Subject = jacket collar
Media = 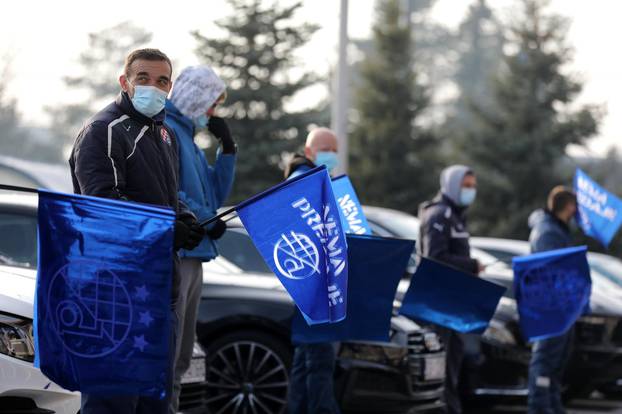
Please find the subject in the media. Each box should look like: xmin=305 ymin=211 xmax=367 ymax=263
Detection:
xmin=544 ymin=209 xmax=571 ymax=233
xmin=165 ymin=100 xmax=195 ymax=133
xmin=116 ymin=91 xmax=166 ymax=127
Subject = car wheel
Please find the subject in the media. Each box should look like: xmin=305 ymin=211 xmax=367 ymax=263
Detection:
xmin=204 ymin=330 xmax=292 ymax=414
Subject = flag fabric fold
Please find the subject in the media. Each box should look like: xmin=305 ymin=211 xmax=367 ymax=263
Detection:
xmin=330 ymin=175 xmax=371 ymax=235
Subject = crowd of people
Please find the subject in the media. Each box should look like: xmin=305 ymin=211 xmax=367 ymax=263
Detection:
xmin=68 ymin=47 xmax=577 ymax=414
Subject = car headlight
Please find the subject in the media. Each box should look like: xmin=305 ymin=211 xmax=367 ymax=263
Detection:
xmin=0 ymin=313 xmax=35 ymax=362
xmin=482 ymin=321 xmax=517 ymax=346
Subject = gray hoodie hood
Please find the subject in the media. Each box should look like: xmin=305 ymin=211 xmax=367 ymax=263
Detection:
xmin=528 ymin=208 xmax=547 ymax=229
xmin=169 ymin=65 xmax=226 ymax=119
xmin=440 ymin=164 xmax=472 ymax=205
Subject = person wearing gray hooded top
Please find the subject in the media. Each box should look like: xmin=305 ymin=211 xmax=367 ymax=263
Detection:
xmin=418 ymin=164 xmax=483 ymax=414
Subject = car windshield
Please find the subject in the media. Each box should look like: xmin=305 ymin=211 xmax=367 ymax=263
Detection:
xmin=366 ymin=209 xmax=420 ymax=240
xmin=217 ymin=227 xmax=272 ymax=274
xmin=0 ymin=212 xmax=37 ymax=269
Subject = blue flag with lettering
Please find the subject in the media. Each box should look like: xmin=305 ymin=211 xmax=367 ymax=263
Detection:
xmin=35 ymin=190 xmax=175 ymax=398
xmin=292 ymin=235 xmax=413 ymax=343
xmin=513 ymin=246 xmax=591 ymax=342
xmin=236 ymin=166 xmax=349 ymax=325
xmin=399 ymin=258 xmax=506 ymax=333
xmin=331 ymin=175 xmax=371 ymax=235
xmin=574 ymin=168 xmax=622 ymax=247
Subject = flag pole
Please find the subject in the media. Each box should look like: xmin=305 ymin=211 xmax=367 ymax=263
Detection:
xmin=0 ymin=184 xmax=39 ymax=194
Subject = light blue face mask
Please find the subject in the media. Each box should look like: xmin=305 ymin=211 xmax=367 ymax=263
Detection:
xmin=460 ymin=187 xmax=477 ymax=206
xmin=315 ymin=151 xmax=339 ymax=172
xmin=193 ymin=114 xmax=209 ymax=130
xmin=131 ymin=85 xmax=167 ymax=118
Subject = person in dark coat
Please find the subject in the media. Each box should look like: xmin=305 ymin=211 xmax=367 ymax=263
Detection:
xmin=69 ymin=48 xmax=203 ymax=414
xmin=418 ymin=164 xmax=482 ymax=414
xmin=527 ymin=186 xmax=577 ymax=414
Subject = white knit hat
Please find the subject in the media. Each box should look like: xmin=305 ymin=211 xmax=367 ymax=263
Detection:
xmin=169 ymin=66 xmax=226 ymax=119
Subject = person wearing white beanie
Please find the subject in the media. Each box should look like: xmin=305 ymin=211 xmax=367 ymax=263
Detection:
xmin=165 ymin=65 xmax=237 ymax=414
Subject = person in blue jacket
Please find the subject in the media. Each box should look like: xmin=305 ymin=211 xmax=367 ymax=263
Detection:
xmin=527 ymin=186 xmax=577 ymax=414
xmin=165 ymin=65 xmax=236 ymax=414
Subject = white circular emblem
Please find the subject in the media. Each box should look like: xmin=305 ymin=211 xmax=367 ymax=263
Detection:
xmin=273 ymin=232 xmax=320 ymax=280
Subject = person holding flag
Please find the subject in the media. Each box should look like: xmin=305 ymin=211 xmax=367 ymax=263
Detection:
xmin=69 ymin=48 xmax=203 ymax=414
xmin=285 ymin=127 xmax=339 ymax=179
xmin=285 ymin=127 xmax=341 ymax=414
xmin=165 ymin=65 xmax=236 ymax=414
xmin=418 ymin=165 xmax=483 ymax=414
xmin=526 ymin=186 xmax=577 ymax=414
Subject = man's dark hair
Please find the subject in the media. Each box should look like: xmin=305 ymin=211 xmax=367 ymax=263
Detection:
xmin=547 ymin=186 xmax=577 ymax=214
xmin=124 ymin=48 xmax=172 ymax=77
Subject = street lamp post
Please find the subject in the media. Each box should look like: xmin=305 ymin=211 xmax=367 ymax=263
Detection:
xmin=332 ymin=0 xmax=349 ymax=175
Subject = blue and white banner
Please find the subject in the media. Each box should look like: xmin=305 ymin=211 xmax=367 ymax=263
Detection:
xmin=331 ymin=175 xmax=371 ymax=235
xmin=575 ymin=168 xmax=622 ymax=247
xmin=236 ymin=166 xmax=349 ymax=325
xmin=513 ymin=246 xmax=591 ymax=342
xmin=399 ymin=257 xmax=505 ymax=333
xmin=292 ymin=235 xmax=413 ymax=343
xmin=35 ymin=190 xmax=175 ymax=398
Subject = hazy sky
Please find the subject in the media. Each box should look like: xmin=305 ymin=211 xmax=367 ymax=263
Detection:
xmin=1 ymin=0 xmax=621 ymax=156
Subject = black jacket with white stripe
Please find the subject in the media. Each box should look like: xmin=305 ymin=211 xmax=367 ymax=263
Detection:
xmin=418 ymin=194 xmax=479 ymax=275
xmin=69 ymin=91 xmax=180 ymax=211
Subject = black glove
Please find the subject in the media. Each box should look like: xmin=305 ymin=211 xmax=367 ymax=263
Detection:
xmin=208 ymin=117 xmax=236 ymax=154
xmin=174 ymin=219 xmax=206 ymax=251
xmin=206 ymin=218 xmax=227 ymax=240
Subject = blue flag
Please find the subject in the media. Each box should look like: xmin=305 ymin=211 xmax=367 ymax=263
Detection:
xmin=574 ymin=168 xmax=622 ymax=247
xmin=399 ymin=258 xmax=506 ymax=333
xmin=331 ymin=175 xmax=371 ymax=235
xmin=35 ymin=190 xmax=175 ymax=398
xmin=513 ymin=246 xmax=591 ymax=342
xmin=236 ymin=166 xmax=348 ymax=325
xmin=292 ymin=235 xmax=414 ymax=343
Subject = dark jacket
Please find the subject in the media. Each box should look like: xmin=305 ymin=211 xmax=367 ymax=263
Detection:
xmin=418 ymin=194 xmax=479 ymax=274
xmin=284 ymin=154 xmax=316 ymax=179
xmin=69 ymin=92 xmax=184 ymax=299
xmin=69 ymin=92 xmax=180 ymax=210
xmin=528 ymin=209 xmax=572 ymax=253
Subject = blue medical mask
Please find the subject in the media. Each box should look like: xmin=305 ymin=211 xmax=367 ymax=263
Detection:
xmin=460 ymin=187 xmax=477 ymax=206
xmin=193 ymin=114 xmax=209 ymax=130
xmin=131 ymin=85 xmax=167 ymax=118
xmin=315 ymin=151 xmax=339 ymax=172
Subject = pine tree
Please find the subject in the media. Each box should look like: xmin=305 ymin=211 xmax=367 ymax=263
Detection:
xmin=349 ymin=0 xmax=439 ymax=212
xmin=193 ymin=0 xmax=326 ymax=202
xmin=461 ymin=0 xmax=600 ymax=238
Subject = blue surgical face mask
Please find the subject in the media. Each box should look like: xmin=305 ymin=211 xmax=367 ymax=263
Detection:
xmin=131 ymin=85 xmax=167 ymax=118
xmin=460 ymin=187 xmax=477 ymax=206
xmin=315 ymin=151 xmax=339 ymax=172
xmin=193 ymin=114 xmax=209 ymax=130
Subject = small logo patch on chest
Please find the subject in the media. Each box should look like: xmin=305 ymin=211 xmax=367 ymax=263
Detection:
xmin=160 ymin=128 xmax=172 ymax=146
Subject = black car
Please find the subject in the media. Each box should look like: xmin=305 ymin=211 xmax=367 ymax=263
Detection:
xmin=0 ymin=193 xmax=209 ymax=413
xmin=197 ymin=221 xmax=446 ymax=413
xmin=363 ymin=205 xmax=622 ymax=402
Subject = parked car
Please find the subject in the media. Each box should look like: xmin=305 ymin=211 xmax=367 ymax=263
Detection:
xmin=197 ymin=221 xmax=446 ymax=413
xmin=0 ymin=193 xmax=207 ymax=414
xmin=362 ymin=205 xmax=622 ymax=401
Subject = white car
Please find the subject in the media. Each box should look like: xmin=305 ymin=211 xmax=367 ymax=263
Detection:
xmin=0 ymin=193 xmax=207 ymax=413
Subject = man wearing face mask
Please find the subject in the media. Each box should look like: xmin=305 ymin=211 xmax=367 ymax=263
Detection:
xmin=69 ymin=48 xmax=203 ymax=414
xmin=164 ymin=65 xmax=236 ymax=414
xmin=418 ymin=165 xmax=483 ymax=414
xmin=526 ymin=187 xmax=577 ymax=414
xmin=284 ymin=127 xmax=341 ymax=414
xmin=284 ymin=127 xmax=339 ymax=179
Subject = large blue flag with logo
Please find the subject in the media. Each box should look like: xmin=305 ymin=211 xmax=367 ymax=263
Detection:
xmin=292 ymin=235 xmax=413 ymax=343
xmin=236 ymin=166 xmax=349 ymax=325
xmin=513 ymin=246 xmax=591 ymax=342
xmin=330 ymin=175 xmax=371 ymax=235
xmin=399 ymin=258 xmax=506 ymax=333
xmin=574 ymin=168 xmax=622 ymax=247
xmin=35 ymin=190 xmax=175 ymax=398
